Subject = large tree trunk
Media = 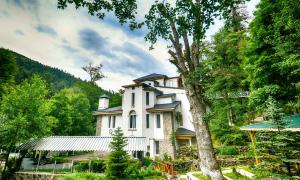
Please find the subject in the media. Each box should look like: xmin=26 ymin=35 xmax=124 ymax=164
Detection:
xmin=184 ymin=82 xmax=223 ymax=179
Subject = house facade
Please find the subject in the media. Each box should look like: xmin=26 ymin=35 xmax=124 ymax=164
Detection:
xmin=93 ymin=73 xmax=196 ymax=158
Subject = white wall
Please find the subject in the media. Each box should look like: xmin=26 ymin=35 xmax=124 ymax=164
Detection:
xmin=165 ymin=78 xmax=178 ymax=88
xmin=100 ymin=114 xmax=122 ymax=136
xmin=153 ymin=113 xmax=164 ymax=140
xmin=122 ymin=86 xmax=144 ymax=137
xmin=157 ymin=97 xmax=173 ymax=104
xmin=156 ymin=87 xmax=194 ymax=131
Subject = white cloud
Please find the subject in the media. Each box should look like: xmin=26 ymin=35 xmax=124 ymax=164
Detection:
xmin=0 ymin=0 xmax=260 ymax=91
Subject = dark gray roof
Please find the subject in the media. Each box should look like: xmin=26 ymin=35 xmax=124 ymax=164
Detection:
xmin=133 ymin=73 xmax=168 ymax=83
xmin=176 ymin=128 xmax=195 ymax=136
xmin=147 ymin=101 xmax=180 ymax=112
xmin=157 ymin=93 xmax=176 ymax=98
xmin=100 ymin=94 xmax=109 ymax=99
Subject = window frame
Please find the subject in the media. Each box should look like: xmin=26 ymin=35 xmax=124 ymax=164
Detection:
xmin=129 ymin=114 xmax=136 ymax=129
xmin=131 ymin=92 xmax=135 ymax=107
xmin=112 ymin=116 xmax=116 ymax=128
xmin=155 ymin=141 xmax=159 ymax=155
xmin=156 ymin=114 xmax=161 ymax=128
xmin=146 ymin=114 xmax=150 ymax=128
xmin=146 ymin=92 xmax=150 ymax=105
xmin=108 ymin=116 xmax=111 ymax=128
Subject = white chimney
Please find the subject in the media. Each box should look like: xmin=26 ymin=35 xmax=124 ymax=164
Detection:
xmin=98 ymin=94 xmax=109 ymax=109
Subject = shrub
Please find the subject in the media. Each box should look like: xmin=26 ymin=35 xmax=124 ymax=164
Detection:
xmin=142 ymin=157 xmax=153 ymax=167
xmin=173 ymin=159 xmax=193 ymax=173
xmin=91 ymin=160 xmax=106 ymax=173
xmin=219 ymin=146 xmax=238 ymax=155
xmin=74 ymin=160 xmax=106 ymax=173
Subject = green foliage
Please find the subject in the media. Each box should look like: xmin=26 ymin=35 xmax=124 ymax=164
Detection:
xmin=0 ymin=48 xmax=17 ymax=97
xmin=142 ymin=157 xmax=153 ymax=167
xmin=192 ymin=173 xmax=211 ymax=180
xmin=247 ymin=0 xmax=300 ymax=113
xmin=50 ymin=87 xmax=94 ymax=135
xmin=264 ymin=96 xmax=286 ymax=130
xmin=218 ymin=146 xmax=238 ymax=156
xmin=0 ymin=75 xmax=55 ymax=148
xmin=173 ymin=159 xmax=193 ymax=173
xmin=74 ymin=160 xmax=106 ymax=173
xmin=105 ymin=127 xmax=131 ymax=179
xmin=176 ymin=146 xmax=198 ymax=160
xmin=59 ymin=173 xmax=105 ymax=180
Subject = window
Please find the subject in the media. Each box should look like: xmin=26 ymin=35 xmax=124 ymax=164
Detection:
xmin=112 ymin=116 xmax=116 ymax=128
xmin=146 ymin=92 xmax=150 ymax=105
xmin=108 ymin=116 xmax=111 ymax=128
xmin=156 ymin=114 xmax=161 ymax=128
xmin=146 ymin=114 xmax=150 ymax=128
xmin=129 ymin=111 xmax=136 ymax=129
xmin=155 ymin=141 xmax=159 ymax=154
xmin=131 ymin=93 xmax=135 ymax=107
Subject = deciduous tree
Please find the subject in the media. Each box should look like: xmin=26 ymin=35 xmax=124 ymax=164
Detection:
xmin=58 ymin=0 xmax=244 ymax=178
xmin=0 ymin=75 xmax=56 ymax=174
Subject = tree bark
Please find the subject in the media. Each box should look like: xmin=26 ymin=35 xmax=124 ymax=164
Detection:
xmin=183 ymin=81 xmax=223 ymax=179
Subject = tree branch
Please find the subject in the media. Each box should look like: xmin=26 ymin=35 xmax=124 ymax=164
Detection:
xmin=183 ymin=31 xmax=194 ymax=70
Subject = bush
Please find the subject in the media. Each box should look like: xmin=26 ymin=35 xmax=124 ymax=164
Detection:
xmin=219 ymin=146 xmax=238 ymax=155
xmin=58 ymin=173 xmax=105 ymax=180
xmin=74 ymin=160 xmax=106 ymax=173
xmin=173 ymin=159 xmax=193 ymax=173
xmin=142 ymin=157 xmax=153 ymax=167
xmin=91 ymin=160 xmax=106 ymax=173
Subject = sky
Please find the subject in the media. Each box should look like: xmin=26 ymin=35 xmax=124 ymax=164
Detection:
xmin=0 ymin=0 xmax=259 ymax=91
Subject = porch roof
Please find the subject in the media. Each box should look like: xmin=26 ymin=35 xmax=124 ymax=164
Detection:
xmin=176 ymin=128 xmax=195 ymax=136
xmin=146 ymin=101 xmax=180 ymax=112
xmin=240 ymin=114 xmax=300 ymax=132
xmin=18 ymin=136 xmax=147 ymax=152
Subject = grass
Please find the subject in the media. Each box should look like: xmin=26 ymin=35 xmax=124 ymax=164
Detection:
xmin=192 ymin=173 xmax=211 ymax=180
xmin=58 ymin=173 xmax=105 ymax=180
xmin=224 ymin=172 xmax=250 ymax=180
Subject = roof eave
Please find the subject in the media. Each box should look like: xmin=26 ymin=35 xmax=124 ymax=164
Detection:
xmin=146 ymin=108 xmax=176 ymax=113
xmin=92 ymin=110 xmax=123 ymax=115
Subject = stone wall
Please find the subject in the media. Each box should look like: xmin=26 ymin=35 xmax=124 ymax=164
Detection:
xmin=159 ymin=112 xmax=175 ymax=158
xmin=95 ymin=116 xmax=102 ymax=136
xmin=14 ymin=172 xmax=63 ymax=180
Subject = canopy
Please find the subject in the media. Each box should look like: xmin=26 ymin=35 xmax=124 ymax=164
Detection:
xmin=240 ymin=114 xmax=300 ymax=132
xmin=18 ymin=136 xmax=147 ymax=152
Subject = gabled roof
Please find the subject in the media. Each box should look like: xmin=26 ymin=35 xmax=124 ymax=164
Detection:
xmin=240 ymin=114 xmax=300 ymax=132
xmin=18 ymin=136 xmax=147 ymax=152
xmin=176 ymin=128 xmax=195 ymax=136
xmin=146 ymin=101 xmax=180 ymax=112
xmin=133 ymin=73 xmax=168 ymax=83
xmin=92 ymin=106 xmax=122 ymax=115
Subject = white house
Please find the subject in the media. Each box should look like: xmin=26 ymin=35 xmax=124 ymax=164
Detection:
xmin=93 ymin=73 xmax=196 ymax=158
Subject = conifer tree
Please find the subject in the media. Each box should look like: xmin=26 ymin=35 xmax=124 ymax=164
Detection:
xmin=105 ymin=127 xmax=131 ymax=179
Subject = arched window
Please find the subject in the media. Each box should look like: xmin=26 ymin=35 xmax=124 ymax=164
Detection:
xmin=129 ymin=111 xmax=136 ymax=129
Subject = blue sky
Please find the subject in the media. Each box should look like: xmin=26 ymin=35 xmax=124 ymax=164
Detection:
xmin=0 ymin=0 xmax=259 ymax=90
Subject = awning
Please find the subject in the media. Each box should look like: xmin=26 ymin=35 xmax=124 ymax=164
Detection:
xmin=18 ymin=136 xmax=147 ymax=152
xmin=240 ymin=114 xmax=300 ymax=132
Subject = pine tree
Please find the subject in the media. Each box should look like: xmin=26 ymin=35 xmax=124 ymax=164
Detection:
xmin=105 ymin=127 xmax=131 ymax=179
